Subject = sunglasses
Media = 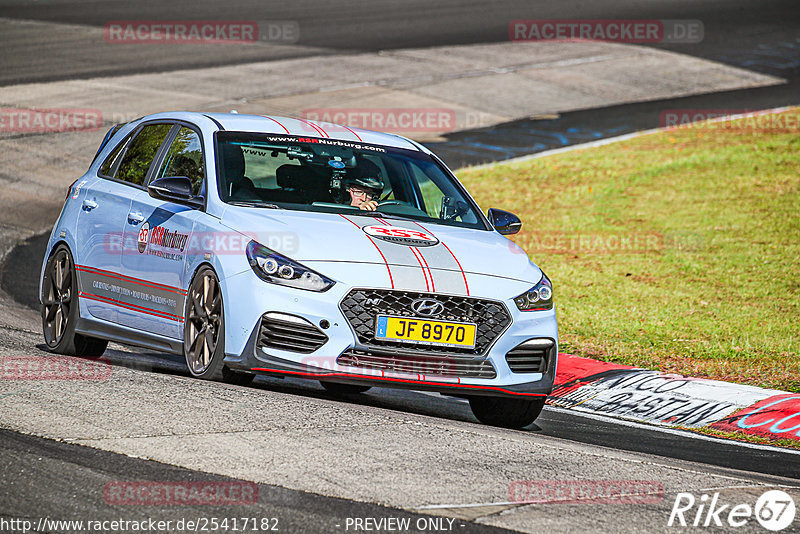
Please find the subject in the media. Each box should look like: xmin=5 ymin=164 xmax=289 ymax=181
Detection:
xmin=347 ymin=188 xmax=376 ymax=199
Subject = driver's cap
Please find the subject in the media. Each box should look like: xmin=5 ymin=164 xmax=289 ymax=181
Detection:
xmin=347 ymin=176 xmax=384 ymax=193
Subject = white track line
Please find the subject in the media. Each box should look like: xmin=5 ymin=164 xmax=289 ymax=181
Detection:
xmin=417 ymin=481 xmax=800 ymax=511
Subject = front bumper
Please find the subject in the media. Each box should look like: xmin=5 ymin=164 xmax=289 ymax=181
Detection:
xmin=222 ymin=268 xmax=558 ymax=398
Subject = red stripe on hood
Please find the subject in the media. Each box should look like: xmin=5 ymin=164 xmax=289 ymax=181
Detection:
xmin=413 ymin=247 xmax=435 ymax=292
xmin=340 ymin=214 xmax=395 ymax=288
xmin=409 ymin=246 xmax=430 ymax=292
xmin=410 ymin=221 xmax=468 ymax=295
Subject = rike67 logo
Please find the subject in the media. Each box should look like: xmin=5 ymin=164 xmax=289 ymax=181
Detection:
xmin=669 ymin=489 xmax=796 ymax=531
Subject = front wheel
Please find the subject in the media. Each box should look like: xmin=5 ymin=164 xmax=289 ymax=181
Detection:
xmin=468 ymin=396 xmax=545 ymax=429
xmin=184 ymin=266 xmax=226 ymax=380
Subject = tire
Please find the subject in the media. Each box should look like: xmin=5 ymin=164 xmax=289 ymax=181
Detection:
xmin=41 ymin=245 xmax=108 ymax=357
xmin=468 ymin=396 xmax=545 ymax=429
xmin=320 ymin=381 xmax=372 ymax=395
xmin=184 ymin=266 xmax=226 ymax=380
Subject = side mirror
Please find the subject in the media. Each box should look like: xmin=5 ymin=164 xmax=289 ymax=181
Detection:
xmin=487 ymin=208 xmax=522 ymax=235
xmin=148 ymin=176 xmax=203 ymax=208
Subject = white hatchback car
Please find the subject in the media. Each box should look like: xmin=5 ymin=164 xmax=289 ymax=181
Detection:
xmin=40 ymin=112 xmax=557 ymax=428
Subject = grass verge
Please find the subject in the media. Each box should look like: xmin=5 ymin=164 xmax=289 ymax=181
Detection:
xmin=458 ymin=109 xmax=800 ymax=392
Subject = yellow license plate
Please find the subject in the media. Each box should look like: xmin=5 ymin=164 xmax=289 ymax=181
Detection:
xmin=375 ymin=315 xmax=476 ymax=348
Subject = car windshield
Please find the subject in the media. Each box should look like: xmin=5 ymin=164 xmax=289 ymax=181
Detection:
xmin=215 ymin=132 xmax=486 ymax=229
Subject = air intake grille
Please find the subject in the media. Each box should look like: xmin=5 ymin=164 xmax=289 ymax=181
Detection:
xmin=339 ymin=289 xmax=511 ymax=356
xmin=505 ymin=339 xmax=554 ymax=373
xmin=338 ymin=349 xmax=496 ymax=379
xmin=257 ymin=313 xmax=328 ymax=354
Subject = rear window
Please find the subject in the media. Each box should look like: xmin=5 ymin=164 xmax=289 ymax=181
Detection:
xmin=99 ymin=132 xmax=133 ymax=178
xmin=115 ymin=124 xmax=173 ymax=186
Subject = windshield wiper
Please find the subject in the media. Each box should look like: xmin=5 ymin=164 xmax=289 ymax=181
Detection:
xmin=229 ymin=201 xmax=282 ymax=209
xmin=354 ymin=211 xmax=416 ymax=222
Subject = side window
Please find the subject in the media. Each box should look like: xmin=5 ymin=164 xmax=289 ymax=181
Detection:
xmin=114 ymin=124 xmax=173 ymax=186
xmin=99 ymin=133 xmax=133 ymax=178
xmin=156 ymin=127 xmax=205 ymax=195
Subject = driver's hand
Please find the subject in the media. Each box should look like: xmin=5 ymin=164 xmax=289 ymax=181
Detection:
xmin=359 ymin=200 xmax=378 ymax=211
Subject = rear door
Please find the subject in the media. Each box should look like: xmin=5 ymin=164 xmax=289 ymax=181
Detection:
xmin=118 ymin=125 xmax=206 ymax=338
xmin=75 ymin=122 xmax=174 ymax=326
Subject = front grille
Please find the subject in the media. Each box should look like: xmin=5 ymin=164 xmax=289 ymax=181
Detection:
xmin=257 ymin=312 xmax=328 ymax=354
xmin=505 ymin=338 xmax=554 ymax=373
xmin=338 ymin=349 xmax=497 ymax=379
xmin=339 ymin=289 xmax=512 ymax=356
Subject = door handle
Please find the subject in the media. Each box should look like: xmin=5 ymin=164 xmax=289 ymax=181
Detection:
xmin=82 ymin=199 xmax=98 ymax=211
xmin=127 ymin=212 xmax=145 ymax=225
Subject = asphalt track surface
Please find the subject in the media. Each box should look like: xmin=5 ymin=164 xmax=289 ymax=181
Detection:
xmin=2 ymin=1 xmax=800 ymax=531
xmin=3 ymin=0 xmax=798 ymax=169
xmin=0 ymin=429 xmax=516 ymax=534
xmin=0 ymin=0 xmax=798 ymax=85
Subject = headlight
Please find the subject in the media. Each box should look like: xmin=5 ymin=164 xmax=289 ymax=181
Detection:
xmin=246 ymin=240 xmax=335 ymax=292
xmin=514 ymin=273 xmax=553 ymax=311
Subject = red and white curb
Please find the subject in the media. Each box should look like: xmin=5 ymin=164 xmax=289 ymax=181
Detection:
xmin=550 ymin=354 xmax=800 ymax=444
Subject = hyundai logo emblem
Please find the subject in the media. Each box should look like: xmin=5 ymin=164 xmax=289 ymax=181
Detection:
xmin=410 ymin=298 xmax=444 ymax=316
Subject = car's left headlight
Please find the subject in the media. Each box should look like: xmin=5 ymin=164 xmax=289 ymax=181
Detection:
xmin=246 ymin=240 xmax=335 ymax=292
xmin=514 ymin=273 xmax=554 ymax=311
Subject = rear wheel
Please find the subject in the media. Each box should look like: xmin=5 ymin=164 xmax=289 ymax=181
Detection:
xmin=41 ymin=245 xmax=108 ymax=357
xmin=320 ymin=381 xmax=372 ymax=395
xmin=184 ymin=267 xmax=226 ymax=380
xmin=468 ymin=396 xmax=545 ymax=429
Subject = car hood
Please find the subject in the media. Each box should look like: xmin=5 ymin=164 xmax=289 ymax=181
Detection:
xmin=220 ymin=208 xmax=541 ymax=285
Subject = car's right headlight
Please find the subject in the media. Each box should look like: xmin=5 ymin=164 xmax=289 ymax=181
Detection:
xmin=513 ymin=273 xmax=554 ymax=311
xmin=246 ymin=240 xmax=335 ymax=292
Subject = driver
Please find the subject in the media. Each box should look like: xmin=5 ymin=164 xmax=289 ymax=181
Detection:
xmin=345 ymin=176 xmax=384 ymax=211
xmin=345 ymin=162 xmax=383 ymax=211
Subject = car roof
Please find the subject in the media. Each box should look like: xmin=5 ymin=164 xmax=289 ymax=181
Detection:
xmin=137 ymin=111 xmax=424 ymax=152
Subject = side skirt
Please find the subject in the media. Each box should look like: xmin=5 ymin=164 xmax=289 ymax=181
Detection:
xmin=75 ymin=316 xmax=183 ymax=355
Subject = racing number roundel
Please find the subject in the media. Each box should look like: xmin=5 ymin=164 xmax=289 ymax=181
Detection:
xmin=137 ymin=222 xmax=150 ymax=253
xmin=362 ymin=225 xmax=439 ymax=247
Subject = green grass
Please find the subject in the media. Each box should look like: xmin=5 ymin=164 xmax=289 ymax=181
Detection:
xmin=457 ymin=109 xmax=800 ymax=392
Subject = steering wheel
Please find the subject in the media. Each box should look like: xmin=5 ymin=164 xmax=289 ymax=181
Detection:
xmin=376 ymin=200 xmax=406 ymax=207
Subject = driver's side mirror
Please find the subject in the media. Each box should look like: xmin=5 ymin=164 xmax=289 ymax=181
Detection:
xmin=487 ymin=208 xmax=522 ymax=235
xmin=148 ymin=176 xmax=203 ymax=208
